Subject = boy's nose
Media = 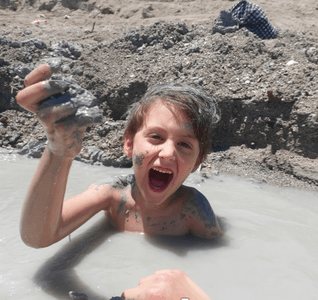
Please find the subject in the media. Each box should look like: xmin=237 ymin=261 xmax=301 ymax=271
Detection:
xmin=159 ymin=141 xmax=176 ymax=161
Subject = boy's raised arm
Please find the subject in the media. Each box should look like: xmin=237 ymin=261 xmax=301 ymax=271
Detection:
xmin=17 ymin=65 xmax=110 ymax=248
xmin=20 ymin=147 xmax=73 ymax=248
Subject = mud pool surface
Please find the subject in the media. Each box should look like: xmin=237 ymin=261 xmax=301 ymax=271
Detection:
xmin=1 ymin=151 xmax=318 ymax=300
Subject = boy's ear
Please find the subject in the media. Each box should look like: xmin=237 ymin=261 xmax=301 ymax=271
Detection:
xmin=124 ymin=135 xmax=134 ymax=158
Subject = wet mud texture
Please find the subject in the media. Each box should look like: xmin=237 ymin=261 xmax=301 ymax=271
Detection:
xmin=39 ymin=75 xmax=103 ymax=127
xmin=0 ymin=4 xmax=318 ymax=192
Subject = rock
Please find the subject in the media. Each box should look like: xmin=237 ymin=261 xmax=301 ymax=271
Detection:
xmin=305 ymin=47 xmax=318 ymax=64
xmin=68 ymin=41 xmax=83 ymax=58
xmin=73 ymin=66 xmax=84 ymax=75
xmin=9 ymin=63 xmax=35 ymax=78
xmin=9 ymin=134 xmax=20 ymax=144
xmin=0 ymin=0 xmax=19 ymax=10
xmin=162 ymin=37 xmax=174 ymax=49
xmin=0 ymin=36 xmax=9 ymax=45
xmin=186 ymin=43 xmax=200 ymax=54
xmin=18 ymin=140 xmax=47 ymax=158
xmin=100 ymin=5 xmax=114 ymax=14
xmin=38 ymin=0 xmax=58 ymax=11
xmin=142 ymin=8 xmax=154 ymax=19
xmin=212 ymin=10 xmax=239 ymax=35
xmin=49 ymin=41 xmax=82 ymax=58
xmin=21 ymin=38 xmax=47 ymax=49
xmin=9 ymin=41 xmax=21 ymax=48
xmin=61 ymin=65 xmax=71 ymax=73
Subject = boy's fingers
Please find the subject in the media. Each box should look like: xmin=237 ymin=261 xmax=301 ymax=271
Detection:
xmin=16 ymin=81 xmax=50 ymax=113
xmin=121 ymin=288 xmax=139 ymax=299
xmin=16 ymin=80 xmax=70 ymax=113
xmin=24 ymin=64 xmax=53 ymax=87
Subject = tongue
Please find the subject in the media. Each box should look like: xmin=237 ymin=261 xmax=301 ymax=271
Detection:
xmin=150 ymin=177 xmax=166 ymax=189
xmin=149 ymin=169 xmax=172 ymax=190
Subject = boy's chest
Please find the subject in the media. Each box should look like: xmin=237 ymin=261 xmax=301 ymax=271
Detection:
xmin=109 ymin=197 xmax=190 ymax=236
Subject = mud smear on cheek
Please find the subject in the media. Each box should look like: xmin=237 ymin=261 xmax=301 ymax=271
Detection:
xmin=133 ymin=153 xmax=145 ymax=166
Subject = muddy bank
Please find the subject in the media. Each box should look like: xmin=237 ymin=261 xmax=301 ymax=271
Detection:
xmin=0 ymin=6 xmax=318 ymax=192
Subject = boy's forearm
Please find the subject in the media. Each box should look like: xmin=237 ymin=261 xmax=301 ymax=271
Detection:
xmin=20 ymin=146 xmax=73 ymax=248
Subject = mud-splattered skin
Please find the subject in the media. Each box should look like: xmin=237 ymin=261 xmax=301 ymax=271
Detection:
xmin=104 ymin=175 xmax=222 ymax=238
xmin=133 ymin=152 xmax=145 ymax=166
xmin=184 ymin=122 xmax=192 ymax=131
xmin=117 ymin=191 xmax=127 ymax=215
xmin=182 ymin=187 xmax=222 ymax=238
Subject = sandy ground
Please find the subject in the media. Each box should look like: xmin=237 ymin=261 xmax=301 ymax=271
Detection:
xmin=1 ymin=0 xmax=318 ymax=192
xmin=1 ymin=0 xmax=318 ymax=43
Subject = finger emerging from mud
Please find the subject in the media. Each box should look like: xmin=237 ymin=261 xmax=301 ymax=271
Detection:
xmin=16 ymin=79 xmax=70 ymax=113
xmin=24 ymin=59 xmax=62 ymax=87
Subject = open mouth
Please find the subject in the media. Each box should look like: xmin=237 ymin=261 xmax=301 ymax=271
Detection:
xmin=148 ymin=168 xmax=174 ymax=192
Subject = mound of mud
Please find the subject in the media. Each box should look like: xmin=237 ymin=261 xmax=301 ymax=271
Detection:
xmin=0 ymin=0 xmax=111 ymax=12
xmin=0 ymin=18 xmax=317 ymax=190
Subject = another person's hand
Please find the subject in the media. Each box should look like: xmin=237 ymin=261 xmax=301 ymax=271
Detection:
xmin=16 ymin=64 xmax=87 ymax=158
xmin=122 ymin=269 xmax=211 ymax=300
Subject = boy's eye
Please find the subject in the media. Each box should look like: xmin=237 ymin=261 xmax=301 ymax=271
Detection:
xmin=149 ymin=134 xmax=162 ymax=143
xmin=151 ymin=134 xmax=161 ymax=139
xmin=179 ymin=142 xmax=191 ymax=149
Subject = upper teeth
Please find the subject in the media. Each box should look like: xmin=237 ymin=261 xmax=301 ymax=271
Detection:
xmin=153 ymin=168 xmax=173 ymax=174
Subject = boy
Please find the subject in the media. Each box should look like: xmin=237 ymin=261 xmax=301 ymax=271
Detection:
xmin=17 ymin=64 xmax=222 ymax=249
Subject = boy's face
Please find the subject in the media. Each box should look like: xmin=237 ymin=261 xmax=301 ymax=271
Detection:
xmin=124 ymin=99 xmax=200 ymax=208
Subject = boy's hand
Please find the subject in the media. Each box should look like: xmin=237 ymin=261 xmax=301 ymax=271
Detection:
xmin=122 ymin=269 xmax=211 ymax=300
xmin=16 ymin=64 xmax=87 ymax=158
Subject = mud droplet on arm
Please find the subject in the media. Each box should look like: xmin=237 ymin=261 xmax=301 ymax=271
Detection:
xmin=117 ymin=191 xmax=127 ymax=214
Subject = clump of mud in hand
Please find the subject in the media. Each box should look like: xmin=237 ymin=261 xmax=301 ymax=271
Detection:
xmin=38 ymin=74 xmax=103 ymax=127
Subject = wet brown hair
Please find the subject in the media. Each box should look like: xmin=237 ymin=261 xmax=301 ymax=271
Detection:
xmin=124 ymin=83 xmax=221 ymax=164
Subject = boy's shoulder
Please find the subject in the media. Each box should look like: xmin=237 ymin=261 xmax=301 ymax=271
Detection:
xmin=180 ymin=185 xmax=222 ymax=238
xmin=110 ymin=174 xmax=135 ymax=190
xmin=87 ymin=174 xmax=135 ymax=209
xmin=180 ymin=185 xmax=211 ymax=213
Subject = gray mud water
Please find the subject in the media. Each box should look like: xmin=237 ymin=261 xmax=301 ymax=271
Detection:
xmin=1 ymin=151 xmax=318 ymax=300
